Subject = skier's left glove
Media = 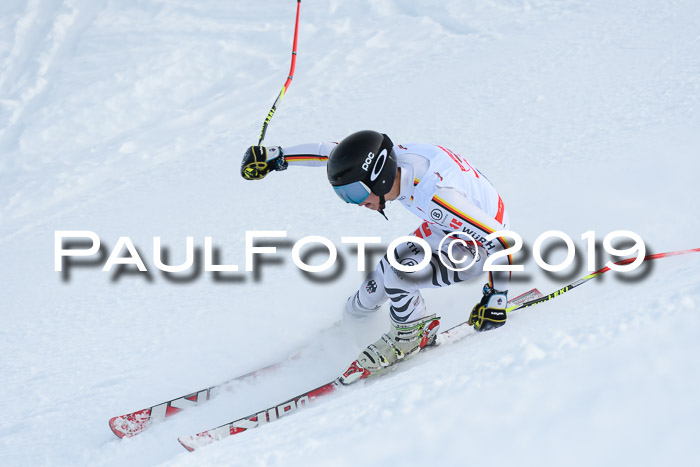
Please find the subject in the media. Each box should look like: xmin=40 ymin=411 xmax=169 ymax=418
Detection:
xmin=241 ymin=146 xmax=287 ymax=180
xmin=468 ymin=284 xmax=508 ymax=332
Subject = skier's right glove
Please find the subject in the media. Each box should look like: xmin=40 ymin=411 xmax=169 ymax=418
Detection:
xmin=241 ymin=146 xmax=287 ymax=180
xmin=468 ymin=284 xmax=508 ymax=332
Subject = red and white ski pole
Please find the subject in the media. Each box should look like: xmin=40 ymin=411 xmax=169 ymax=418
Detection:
xmin=258 ymin=0 xmax=301 ymax=146
xmin=507 ymin=247 xmax=700 ymax=312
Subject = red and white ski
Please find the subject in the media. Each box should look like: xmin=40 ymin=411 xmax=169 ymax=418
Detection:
xmin=109 ymin=319 xmax=344 ymax=439
xmin=176 ymin=248 xmax=700 ymax=451
xmin=109 ymin=292 xmax=542 ymax=439
xmin=109 ymin=357 xmax=290 ymax=438
xmin=176 ymin=288 xmax=543 ymax=451
xmin=178 ymin=381 xmax=341 ymax=451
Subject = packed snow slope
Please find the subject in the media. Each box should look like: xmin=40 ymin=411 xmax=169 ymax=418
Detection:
xmin=1 ymin=0 xmax=699 ymax=466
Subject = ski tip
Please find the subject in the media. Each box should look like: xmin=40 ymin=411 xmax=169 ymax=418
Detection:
xmin=177 ymin=431 xmax=219 ymax=452
xmin=108 ymin=417 xmax=126 ymax=439
xmin=108 ymin=409 xmax=152 ymax=439
xmin=178 ymin=436 xmax=196 ymax=452
xmin=109 ymin=417 xmax=129 ymax=439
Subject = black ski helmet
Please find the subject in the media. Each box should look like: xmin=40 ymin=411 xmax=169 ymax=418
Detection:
xmin=327 ymin=130 xmax=397 ymax=197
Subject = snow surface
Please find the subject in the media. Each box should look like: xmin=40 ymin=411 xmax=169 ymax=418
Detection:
xmin=1 ymin=0 xmax=699 ymax=465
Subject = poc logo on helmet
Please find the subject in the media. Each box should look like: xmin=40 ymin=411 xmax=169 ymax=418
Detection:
xmin=362 ymin=151 xmax=375 ymax=171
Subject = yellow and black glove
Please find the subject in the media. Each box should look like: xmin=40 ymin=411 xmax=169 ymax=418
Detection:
xmin=241 ymin=146 xmax=287 ymax=180
xmin=468 ymin=284 xmax=508 ymax=332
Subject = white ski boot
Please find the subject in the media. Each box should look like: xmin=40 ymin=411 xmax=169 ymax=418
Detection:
xmin=339 ymin=314 xmax=440 ymax=385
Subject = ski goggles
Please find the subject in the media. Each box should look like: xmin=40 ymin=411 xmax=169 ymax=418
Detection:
xmin=332 ymin=181 xmax=371 ymax=204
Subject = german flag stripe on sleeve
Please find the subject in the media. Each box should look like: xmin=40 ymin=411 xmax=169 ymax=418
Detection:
xmin=431 ymin=195 xmax=512 ymax=264
xmin=284 ymin=155 xmax=329 ymax=162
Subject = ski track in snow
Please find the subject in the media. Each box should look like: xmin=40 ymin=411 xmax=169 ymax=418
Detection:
xmin=0 ymin=0 xmax=699 ymax=465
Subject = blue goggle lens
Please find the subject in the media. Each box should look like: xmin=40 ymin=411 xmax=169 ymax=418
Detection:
xmin=332 ymin=181 xmax=371 ymax=204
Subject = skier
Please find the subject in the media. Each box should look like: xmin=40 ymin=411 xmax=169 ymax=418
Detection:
xmin=241 ymin=130 xmax=512 ymax=383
